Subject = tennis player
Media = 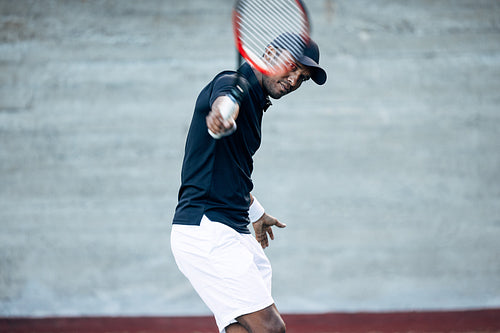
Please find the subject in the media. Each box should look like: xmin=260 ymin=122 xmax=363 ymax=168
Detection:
xmin=171 ymin=38 xmax=326 ymax=333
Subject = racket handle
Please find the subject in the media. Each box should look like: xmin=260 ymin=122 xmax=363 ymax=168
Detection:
xmin=208 ymin=86 xmax=243 ymax=139
xmin=218 ymin=94 xmax=239 ymax=120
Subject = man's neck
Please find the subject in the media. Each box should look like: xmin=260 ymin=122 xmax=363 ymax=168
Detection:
xmin=252 ymin=67 xmax=263 ymax=88
xmin=251 ymin=67 xmax=269 ymax=98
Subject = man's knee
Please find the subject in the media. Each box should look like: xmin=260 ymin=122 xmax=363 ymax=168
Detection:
xmin=226 ymin=321 xmax=285 ymax=333
xmin=259 ymin=308 xmax=286 ymax=333
xmin=236 ymin=305 xmax=286 ymax=333
xmin=267 ymin=317 xmax=286 ymax=333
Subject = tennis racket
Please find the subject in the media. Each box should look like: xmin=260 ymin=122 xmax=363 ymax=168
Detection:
xmin=209 ymin=0 xmax=311 ymax=139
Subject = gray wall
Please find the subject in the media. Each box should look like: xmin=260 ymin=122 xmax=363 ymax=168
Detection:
xmin=1 ymin=0 xmax=499 ymax=316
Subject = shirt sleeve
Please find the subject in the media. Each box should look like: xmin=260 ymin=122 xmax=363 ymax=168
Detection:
xmin=209 ymin=72 xmax=239 ymax=107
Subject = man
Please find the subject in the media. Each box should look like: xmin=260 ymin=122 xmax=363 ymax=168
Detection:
xmin=171 ymin=38 xmax=326 ymax=333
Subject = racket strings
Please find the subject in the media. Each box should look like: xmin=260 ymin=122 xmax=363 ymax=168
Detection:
xmin=240 ymin=3 xmax=302 ymax=56
xmin=238 ymin=0 xmax=307 ymax=52
xmin=235 ymin=0 xmax=309 ymax=74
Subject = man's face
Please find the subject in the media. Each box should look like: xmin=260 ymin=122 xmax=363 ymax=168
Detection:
xmin=262 ymin=48 xmax=312 ymax=99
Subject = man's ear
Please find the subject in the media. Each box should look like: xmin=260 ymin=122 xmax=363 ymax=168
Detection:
xmin=263 ymin=45 xmax=278 ymax=62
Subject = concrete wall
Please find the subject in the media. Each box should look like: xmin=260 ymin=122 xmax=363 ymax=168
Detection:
xmin=1 ymin=0 xmax=499 ymax=316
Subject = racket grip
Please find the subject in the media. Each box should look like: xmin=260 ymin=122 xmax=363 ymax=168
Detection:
xmin=218 ymin=94 xmax=239 ymax=120
xmin=208 ymin=87 xmax=242 ymax=139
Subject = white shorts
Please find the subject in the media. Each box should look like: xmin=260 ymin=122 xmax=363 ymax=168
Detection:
xmin=171 ymin=215 xmax=274 ymax=333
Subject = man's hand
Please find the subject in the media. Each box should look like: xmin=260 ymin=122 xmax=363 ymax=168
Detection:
xmin=252 ymin=213 xmax=286 ymax=249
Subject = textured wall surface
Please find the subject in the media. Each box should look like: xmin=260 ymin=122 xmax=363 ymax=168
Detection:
xmin=1 ymin=0 xmax=499 ymax=316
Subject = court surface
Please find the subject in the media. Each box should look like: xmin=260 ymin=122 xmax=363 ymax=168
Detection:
xmin=2 ymin=309 xmax=500 ymax=333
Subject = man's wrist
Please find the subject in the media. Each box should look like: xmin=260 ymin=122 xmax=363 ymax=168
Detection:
xmin=249 ymin=197 xmax=265 ymax=223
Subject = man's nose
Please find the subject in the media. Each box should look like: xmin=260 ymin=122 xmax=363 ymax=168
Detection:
xmin=288 ymin=73 xmax=299 ymax=87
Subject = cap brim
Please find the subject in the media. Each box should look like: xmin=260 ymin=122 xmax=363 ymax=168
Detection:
xmin=299 ymin=56 xmax=327 ymax=85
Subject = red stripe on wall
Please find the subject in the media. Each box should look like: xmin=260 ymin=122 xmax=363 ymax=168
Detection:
xmin=1 ymin=309 xmax=499 ymax=333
